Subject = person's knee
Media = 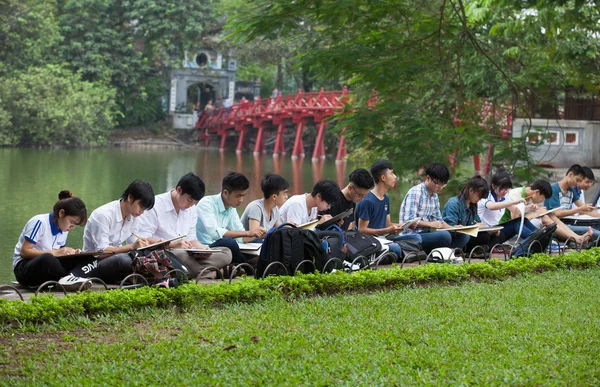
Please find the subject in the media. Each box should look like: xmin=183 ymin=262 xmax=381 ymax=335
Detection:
xmin=215 ymin=248 xmax=233 ymax=267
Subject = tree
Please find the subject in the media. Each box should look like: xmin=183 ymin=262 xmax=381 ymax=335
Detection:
xmin=229 ymin=0 xmax=600 ymax=180
xmin=0 ymin=65 xmax=117 ymax=146
xmin=55 ymin=0 xmax=219 ymax=126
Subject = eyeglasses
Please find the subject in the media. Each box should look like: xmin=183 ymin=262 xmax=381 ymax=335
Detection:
xmin=432 ymin=179 xmax=448 ymax=189
xmin=351 ymin=186 xmax=367 ymax=199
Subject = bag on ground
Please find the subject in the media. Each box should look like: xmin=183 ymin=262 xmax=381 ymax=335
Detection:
xmin=315 ymin=225 xmax=346 ymax=271
xmin=131 ymin=249 xmax=177 ymax=284
xmin=344 ymin=231 xmax=382 ymax=263
xmin=512 ymin=223 xmax=557 ymax=257
xmin=256 ymin=223 xmax=327 ymax=278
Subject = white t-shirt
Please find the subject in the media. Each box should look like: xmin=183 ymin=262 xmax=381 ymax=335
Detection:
xmin=13 ymin=213 xmax=68 ymax=269
xmin=83 ymin=200 xmax=139 ymax=251
xmin=279 ymin=194 xmax=317 ymax=225
xmin=133 ymin=191 xmax=198 ymax=243
xmin=477 ymin=192 xmax=505 ymax=227
xmin=240 ymin=198 xmax=280 ymax=230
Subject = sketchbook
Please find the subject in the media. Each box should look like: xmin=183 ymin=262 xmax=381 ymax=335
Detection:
xmin=436 ymin=225 xmax=479 ymax=237
xmin=135 ymin=235 xmax=185 ymax=251
xmin=238 ymin=243 xmax=263 ymax=251
xmin=533 ymin=207 xmax=561 ymax=218
xmin=55 ymin=251 xmax=107 ymax=259
xmin=478 ymin=226 xmax=504 ymax=233
xmin=170 ymin=248 xmax=223 ymax=255
xmin=317 ymin=208 xmax=354 ymax=229
xmin=297 ymin=219 xmax=320 ymax=230
xmin=385 ymin=217 xmax=422 ymax=239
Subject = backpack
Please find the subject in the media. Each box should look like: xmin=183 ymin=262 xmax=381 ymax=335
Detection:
xmin=344 ymin=231 xmax=382 ymax=264
xmin=315 ymin=225 xmax=346 ymax=272
xmin=396 ymin=237 xmax=427 ymax=263
xmin=512 ymin=223 xmax=557 ymax=257
xmin=255 ymin=223 xmax=327 ymax=278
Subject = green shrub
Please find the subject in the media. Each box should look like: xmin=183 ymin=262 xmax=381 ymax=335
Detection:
xmin=1 ymin=249 xmax=599 ymax=327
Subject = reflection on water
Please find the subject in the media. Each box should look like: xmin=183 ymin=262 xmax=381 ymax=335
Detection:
xmin=0 ymin=148 xmax=418 ymax=283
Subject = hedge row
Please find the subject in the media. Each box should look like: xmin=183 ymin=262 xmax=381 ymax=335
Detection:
xmin=1 ymin=249 xmax=599 ymax=327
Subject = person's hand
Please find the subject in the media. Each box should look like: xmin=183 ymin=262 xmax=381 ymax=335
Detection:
xmin=133 ymin=238 xmax=150 ymax=250
xmin=55 ymin=247 xmax=78 ymax=256
xmin=525 ymin=204 xmax=539 ymax=212
xmin=580 ymin=204 xmax=596 ymax=213
xmin=248 ymin=228 xmax=267 ymax=238
xmin=317 ymin=214 xmax=332 ymax=225
xmin=431 ymin=221 xmax=445 ymax=229
xmin=495 ymin=230 xmax=501 ymax=236
xmin=169 ymin=239 xmax=192 ymax=249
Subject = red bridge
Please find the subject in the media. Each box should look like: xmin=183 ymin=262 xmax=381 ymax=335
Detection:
xmin=196 ymin=87 xmax=351 ymax=161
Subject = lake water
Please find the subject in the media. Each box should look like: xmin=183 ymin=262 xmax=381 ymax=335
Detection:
xmin=0 ymin=147 xmax=424 ymax=283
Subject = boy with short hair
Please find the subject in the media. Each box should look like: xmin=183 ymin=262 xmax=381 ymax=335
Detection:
xmin=571 ymin=166 xmax=595 ymax=207
xmin=320 ymin=168 xmax=375 ymax=230
xmin=134 ymin=172 xmax=232 ymax=279
xmin=355 ymin=160 xmax=421 ymax=257
xmin=82 ymin=180 xmax=156 ymax=283
xmin=196 ymin=172 xmax=265 ymax=264
xmin=241 ymin=173 xmax=289 ymax=234
xmin=399 ymin=163 xmax=467 ymax=253
xmin=543 ymin=164 xmax=600 ymax=242
xmin=279 ymin=179 xmax=340 ymax=226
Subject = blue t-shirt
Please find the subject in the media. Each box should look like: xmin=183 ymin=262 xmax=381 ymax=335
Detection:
xmin=354 ymin=192 xmax=389 ymax=230
xmin=544 ymin=182 xmax=580 ymax=210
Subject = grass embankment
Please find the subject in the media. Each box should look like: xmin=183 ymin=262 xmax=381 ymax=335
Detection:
xmin=1 ymin=269 xmax=599 ymax=385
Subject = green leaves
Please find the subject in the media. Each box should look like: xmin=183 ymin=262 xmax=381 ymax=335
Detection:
xmin=0 ymin=66 xmax=117 ymax=146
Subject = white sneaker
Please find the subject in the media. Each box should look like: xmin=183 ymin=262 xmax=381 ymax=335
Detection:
xmin=58 ymin=274 xmax=91 ymax=292
xmin=343 ymin=261 xmax=361 ymax=271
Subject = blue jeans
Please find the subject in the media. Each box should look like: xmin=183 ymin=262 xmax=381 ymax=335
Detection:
xmin=388 ymin=234 xmax=423 ymax=257
xmin=418 ymin=231 xmax=451 ymax=253
xmin=502 ymin=217 xmax=537 ymax=241
xmin=567 ymin=225 xmax=600 ymax=242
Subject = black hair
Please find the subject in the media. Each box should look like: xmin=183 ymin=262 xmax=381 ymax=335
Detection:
xmin=349 ymin=168 xmax=375 ymax=190
xmin=370 ymin=160 xmax=393 ymax=184
xmin=311 ymin=179 xmax=341 ymax=204
xmin=425 ymin=163 xmax=450 ymax=184
xmin=222 ymin=172 xmax=249 ymax=193
xmin=121 ymin=180 xmax=155 ymax=210
xmin=261 ymin=173 xmax=289 ymax=198
xmin=491 ymin=168 xmax=512 ymax=191
xmin=566 ymin=164 xmax=585 ymax=177
xmin=582 ymin=166 xmax=595 ymax=181
xmin=177 ymin=172 xmax=205 ymax=201
xmin=531 ymin=180 xmax=552 ymax=198
xmin=459 ymin=175 xmax=489 ymax=202
xmin=54 ymin=190 xmax=87 ymax=226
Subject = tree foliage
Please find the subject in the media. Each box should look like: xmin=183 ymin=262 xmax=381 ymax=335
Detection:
xmin=229 ymin=0 xmax=600 ymax=178
xmin=0 ymin=66 xmax=117 ymax=146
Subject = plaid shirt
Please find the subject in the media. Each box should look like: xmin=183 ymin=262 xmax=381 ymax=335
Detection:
xmin=399 ymin=182 xmax=443 ymax=234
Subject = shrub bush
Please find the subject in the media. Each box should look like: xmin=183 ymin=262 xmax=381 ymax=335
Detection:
xmin=1 ymin=249 xmax=599 ymax=327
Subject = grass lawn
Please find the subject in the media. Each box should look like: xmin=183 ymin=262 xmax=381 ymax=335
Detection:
xmin=1 ymin=269 xmax=600 ymax=386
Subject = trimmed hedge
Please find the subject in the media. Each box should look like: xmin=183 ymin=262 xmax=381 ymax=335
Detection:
xmin=1 ymin=249 xmax=599 ymax=326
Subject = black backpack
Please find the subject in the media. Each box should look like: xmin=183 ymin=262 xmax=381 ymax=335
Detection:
xmin=255 ymin=223 xmax=327 ymax=278
xmin=512 ymin=223 xmax=557 ymax=257
xmin=395 ymin=237 xmax=427 ymax=263
xmin=344 ymin=231 xmax=382 ymax=263
xmin=315 ymin=225 xmax=346 ymax=271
